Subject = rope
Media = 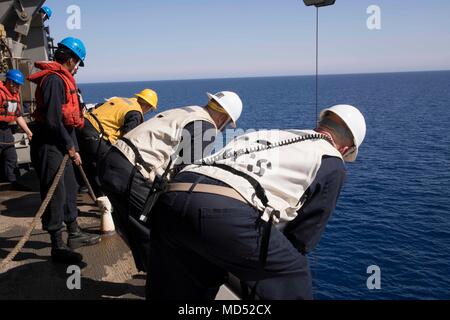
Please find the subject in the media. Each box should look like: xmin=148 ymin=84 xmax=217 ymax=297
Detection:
xmin=77 ymin=164 xmax=97 ymax=203
xmin=0 ymin=155 xmax=69 ymax=273
xmin=1 ymin=38 xmax=12 ymax=57
xmin=315 ymin=6 xmax=319 ymax=124
xmin=0 ymin=137 xmax=28 ymax=145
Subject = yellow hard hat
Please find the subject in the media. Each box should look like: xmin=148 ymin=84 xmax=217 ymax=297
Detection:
xmin=135 ymin=89 xmax=158 ymax=109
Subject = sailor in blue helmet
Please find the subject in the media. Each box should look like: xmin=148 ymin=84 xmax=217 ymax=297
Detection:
xmin=29 ymin=37 xmax=100 ymax=264
xmin=39 ymin=6 xmax=52 ymax=21
xmin=0 ymin=69 xmax=33 ymax=189
xmin=39 ymin=6 xmax=54 ymax=59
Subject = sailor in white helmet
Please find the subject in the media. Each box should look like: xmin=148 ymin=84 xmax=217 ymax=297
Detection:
xmin=146 ymin=104 xmax=366 ymax=300
xmin=98 ymin=91 xmax=243 ymax=272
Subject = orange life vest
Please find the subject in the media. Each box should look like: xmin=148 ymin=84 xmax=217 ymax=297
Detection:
xmin=28 ymin=61 xmax=84 ymax=128
xmin=0 ymin=81 xmax=21 ymax=123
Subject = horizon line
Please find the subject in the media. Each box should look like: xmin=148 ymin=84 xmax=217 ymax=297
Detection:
xmin=79 ymin=69 xmax=450 ymax=85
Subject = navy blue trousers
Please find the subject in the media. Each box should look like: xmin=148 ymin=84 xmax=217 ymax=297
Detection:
xmin=99 ymin=147 xmax=152 ymax=272
xmin=76 ymin=119 xmax=111 ymax=197
xmin=30 ymin=142 xmax=78 ymax=232
xmin=147 ymin=172 xmax=313 ymax=300
xmin=0 ymin=126 xmax=17 ymax=183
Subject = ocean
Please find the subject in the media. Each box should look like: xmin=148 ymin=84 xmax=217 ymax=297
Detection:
xmin=80 ymin=71 xmax=450 ymax=300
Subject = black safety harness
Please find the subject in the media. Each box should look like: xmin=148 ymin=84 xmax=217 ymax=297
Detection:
xmin=121 ymin=132 xmax=332 ymax=299
xmin=120 ymin=136 xmax=173 ymax=224
xmin=87 ymin=102 xmax=144 ymax=159
xmin=198 ymin=132 xmax=332 ymax=300
xmin=86 ymin=106 xmax=109 ymax=160
xmin=210 ymin=163 xmax=278 ymax=300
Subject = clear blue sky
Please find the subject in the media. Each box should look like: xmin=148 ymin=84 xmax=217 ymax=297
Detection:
xmin=44 ymin=0 xmax=450 ymax=83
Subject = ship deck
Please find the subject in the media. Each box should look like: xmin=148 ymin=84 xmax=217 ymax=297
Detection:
xmin=0 ymin=170 xmax=237 ymax=300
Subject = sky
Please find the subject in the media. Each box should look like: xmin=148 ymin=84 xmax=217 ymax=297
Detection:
xmin=44 ymin=0 xmax=450 ymax=83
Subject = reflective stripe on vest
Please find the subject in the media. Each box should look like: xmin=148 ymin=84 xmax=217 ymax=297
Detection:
xmin=85 ymin=97 xmax=143 ymax=144
xmin=114 ymin=106 xmax=217 ymax=181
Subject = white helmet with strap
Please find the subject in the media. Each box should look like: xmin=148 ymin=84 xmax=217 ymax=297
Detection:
xmin=320 ymin=104 xmax=366 ymax=162
xmin=206 ymin=91 xmax=243 ymax=128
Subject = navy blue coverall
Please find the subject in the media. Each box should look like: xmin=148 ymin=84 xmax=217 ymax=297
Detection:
xmin=30 ymin=74 xmax=80 ymax=232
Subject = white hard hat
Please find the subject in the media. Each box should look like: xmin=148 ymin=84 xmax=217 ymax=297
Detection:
xmin=320 ymin=104 xmax=366 ymax=162
xmin=207 ymin=91 xmax=243 ymax=128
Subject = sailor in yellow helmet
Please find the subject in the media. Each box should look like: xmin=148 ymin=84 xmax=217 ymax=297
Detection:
xmin=76 ymin=89 xmax=157 ymax=233
xmin=84 ymin=89 xmax=157 ymax=145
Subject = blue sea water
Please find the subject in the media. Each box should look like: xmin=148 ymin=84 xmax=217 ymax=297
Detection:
xmin=80 ymin=71 xmax=450 ymax=300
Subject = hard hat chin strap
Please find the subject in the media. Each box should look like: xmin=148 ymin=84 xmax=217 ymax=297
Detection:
xmin=218 ymin=117 xmax=231 ymax=131
xmin=208 ymin=100 xmax=226 ymax=114
xmin=71 ymin=60 xmax=81 ymax=75
xmin=343 ymin=145 xmax=356 ymax=159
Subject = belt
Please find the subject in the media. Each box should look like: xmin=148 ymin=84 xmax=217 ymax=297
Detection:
xmin=167 ymin=182 xmax=247 ymax=204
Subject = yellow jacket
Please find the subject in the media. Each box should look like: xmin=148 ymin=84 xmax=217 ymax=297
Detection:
xmin=85 ymin=97 xmax=143 ymax=144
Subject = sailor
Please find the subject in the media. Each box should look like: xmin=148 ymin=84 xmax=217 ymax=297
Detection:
xmin=39 ymin=6 xmax=55 ymax=60
xmin=28 ymin=37 xmax=100 ymax=264
xmin=0 ymin=69 xmax=33 ymax=189
xmin=39 ymin=6 xmax=52 ymax=21
xmin=76 ymin=89 xmax=158 ymax=233
xmin=99 ymin=91 xmax=244 ymax=272
xmin=146 ymin=104 xmax=366 ymax=300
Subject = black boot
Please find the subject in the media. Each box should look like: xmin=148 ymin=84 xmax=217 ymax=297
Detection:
xmin=67 ymin=220 xmax=101 ymax=249
xmin=50 ymin=230 xmax=83 ymax=264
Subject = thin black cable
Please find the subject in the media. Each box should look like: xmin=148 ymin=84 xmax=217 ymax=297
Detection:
xmin=315 ymin=6 xmax=319 ymax=125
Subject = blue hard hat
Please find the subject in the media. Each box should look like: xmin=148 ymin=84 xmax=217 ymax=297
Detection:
xmin=39 ymin=6 xmax=52 ymax=19
xmin=57 ymin=37 xmax=86 ymax=66
xmin=5 ymin=69 xmax=25 ymax=85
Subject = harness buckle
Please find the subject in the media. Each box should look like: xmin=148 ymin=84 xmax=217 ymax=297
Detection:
xmin=262 ymin=206 xmax=280 ymax=224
